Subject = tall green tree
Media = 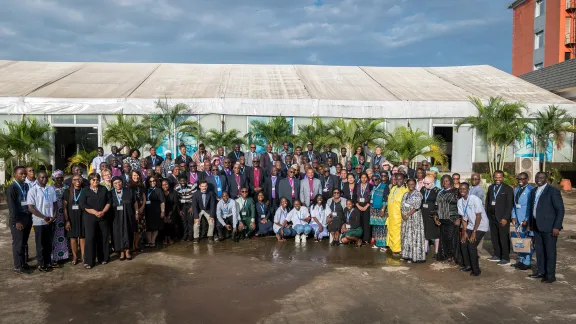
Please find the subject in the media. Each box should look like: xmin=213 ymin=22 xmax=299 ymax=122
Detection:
xmin=296 ymin=117 xmax=338 ymax=149
xmin=141 ymin=99 xmax=200 ymax=153
xmin=529 ymin=105 xmax=576 ymax=172
xmin=246 ymin=116 xmax=294 ymax=151
xmin=455 ymin=96 xmax=527 ymax=175
xmin=382 ymin=126 xmax=447 ymax=166
xmin=103 ymin=114 xmax=153 ymax=151
xmin=329 ymin=118 xmax=386 ymax=156
xmin=0 ymin=116 xmax=53 ymax=169
xmin=203 ymin=129 xmax=245 ymax=153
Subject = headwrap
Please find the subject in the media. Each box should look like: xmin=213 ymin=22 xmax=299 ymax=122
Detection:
xmin=165 ymin=150 xmax=172 ymax=156
xmin=429 ymin=167 xmax=439 ymax=173
xmin=111 ymin=176 xmax=124 ymax=184
xmin=52 ymin=170 xmax=64 ymax=179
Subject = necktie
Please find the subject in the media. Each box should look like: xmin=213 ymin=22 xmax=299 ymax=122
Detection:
xmin=202 ymin=193 xmax=206 ymax=208
xmin=235 ymin=175 xmax=240 ymax=190
xmin=255 ymin=168 xmax=260 ymax=187
xmin=289 ymin=178 xmax=294 ymax=198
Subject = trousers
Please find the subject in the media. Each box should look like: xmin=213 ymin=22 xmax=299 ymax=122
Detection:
xmin=194 ymin=210 xmax=214 ymax=239
xmin=10 ymin=222 xmax=32 ymax=269
xmin=216 ymin=216 xmax=234 ymax=240
xmin=534 ymin=223 xmax=557 ymax=279
xmin=489 ymin=219 xmax=510 ymax=261
xmin=84 ymin=214 xmax=110 ymax=267
xmin=181 ymin=203 xmax=193 ymax=239
xmin=293 ymin=224 xmax=312 ymax=235
xmin=34 ymin=225 xmax=54 ymax=267
xmin=461 ymin=230 xmax=486 ymax=273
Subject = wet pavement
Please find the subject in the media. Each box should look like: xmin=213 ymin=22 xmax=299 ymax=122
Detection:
xmin=2 ymin=193 xmax=576 ymax=324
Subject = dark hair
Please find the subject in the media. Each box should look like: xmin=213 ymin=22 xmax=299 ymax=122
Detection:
xmin=13 ymin=165 xmax=26 ymax=174
xmin=313 ymin=194 xmax=326 ymax=208
xmin=161 ymin=179 xmax=170 ymax=187
xmin=129 ymin=148 xmax=141 ymax=158
xmin=518 ymin=172 xmax=529 ymax=178
xmin=460 ymin=182 xmax=470 ymax=189
xmin=198 ymin=180 xmax=208 ymax=186
xmin=127 ymin=170 xmax=142 ymax=189
xmin=146 ymin=176 xmax=158 ymax=188
xmin=97 ymin=146 xmax=103 ymax=150
xmin=406 ymin=178 xmax=417 ymax=185
xmin=494 ymin=170 xmax=505 ymax=177
xmin=440 ymin=174 xmax=454 ymax=187
xmin=395 ymin=173 xmax=406 ymax=179
xmin=452 ymin=173 xmax=461 ymax=178
xmin=88 ymin=172 xmax=100 ymax=181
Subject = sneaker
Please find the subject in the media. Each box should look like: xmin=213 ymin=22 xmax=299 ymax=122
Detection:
xmin=37 ymin=266 xmax=51 ymax=273
xmin=487 ymin=256 xmax=500 ymax=262
xmin=329 ymin=236 xmax=333 ymax=244
xmin=295 ymin=235 xmax=301 ymax=243
xmin=14 ymin=268 xmax=29 ymax=275
xmin=497 ymin=260 xmax=510 ymax=266
xmin=301 ymin=234 xmax=307 ymax=243
xmin=192 ymin=238 xmax=199 ymax=244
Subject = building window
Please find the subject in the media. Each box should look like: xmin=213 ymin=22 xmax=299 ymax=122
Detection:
xmin=534 ymin=63 xmax=544 ymax=70
xmin=535 ymin=0 xmax=544 ymax=17
xmin=534 ymin=31 xmax=544 ymax=49
xmin=566 ymin=52 xmax=572 ymax=61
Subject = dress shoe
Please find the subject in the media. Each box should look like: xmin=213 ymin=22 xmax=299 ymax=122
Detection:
xmin=470 ymin=270 xmax=481 ymax=276
xmin=510 ymin=262 xmax=520 ymax=268
xmin=542 ymin=277 xmax=556 ymax=284
xmin=517 ymin=264 xmax=531 ymax=271
xmin=37 ymin=266 xmax=51 ymax=273
xmin=460 ymin=266 xmax=472 ymax=272
xmin=14 ymin=268 xmax=29 ymax=275
xmin=528 ymin=273 xmax=545 ymax=279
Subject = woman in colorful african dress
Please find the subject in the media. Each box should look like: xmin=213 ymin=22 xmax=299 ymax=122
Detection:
xmin=400 ymin=179 xmax=426 ymax=263
xmin=370 ymin=173 xmax=390 ymax=252
xmin=51 ymin=170 xmax=69 ymax=264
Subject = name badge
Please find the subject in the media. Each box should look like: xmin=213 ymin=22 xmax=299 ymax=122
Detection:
xmin=491 ymin=201 xmax=496 ymax=206
xmin=359 ymin=198 xmax=365 ymax=203
xmin=146 ymin=201 xmax=151 ymax=205
xmin=117 ymin=206 xmax=124 ymax=211
xmin=72 ymin=205 xmax=79 ymax=210
xmin=44 ymin=203 xmax=52 ymax=209
xmin=217 ymin=188 xmax=222 ymax=192
xmin=515 ymin=204 xmax=521 ymax=209
xmin=168 ymin=171 xmax=172 ymax=174
xmin=331 ymin=212 xmax=337 ymax=217
xmin=345 ymin=224 xmax=351 ymax=229
xmin=241 ymin=212 xmax=247 ymax=216
xmin=370 ymin=199 xmax=374 ymax=204
xmin=260 ymin=215 xmax=266 ymax=219
xmin=323 ymin=189 xmax=328 ymax=192
xmin=180 ymin=200 xmax=186 ymax=204
xmin=403 ymin=203 xmax=410 ymax=208
xmin=422 ymin=204 xmax=429 ymax=209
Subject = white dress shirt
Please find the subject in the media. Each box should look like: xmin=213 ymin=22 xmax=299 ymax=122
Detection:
xmin=533 ymin=184 xmax=547 ymax=218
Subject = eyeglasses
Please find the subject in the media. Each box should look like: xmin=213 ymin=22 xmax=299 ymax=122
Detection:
xmin=250 ymin=146 xmax=256 ymax=149
xmin=72 ymin=179 xmax=81 ymax=182
xmin=333 ymin=192 xmax=341 ymax=195
xmin=90 ymin=179 xmax=99 ymax=182
xmin=150 ymin=180 xmax=157 ymax=183
xmin=241 ymin=190 xmax=248 ymax=193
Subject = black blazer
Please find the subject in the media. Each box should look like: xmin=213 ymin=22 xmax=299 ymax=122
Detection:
xmin=485 ymin=183 xmax=514 ymax=222
xmin=342 ymin=183 xmax=356 ymax=203
xmin=260 ymin=152 xmax=274 ymax=171
xmin=320 ymin=151 xmax=338 ymax=164
xmin=264 ymin=175 xmax=281 ymax=204
xmin=227 ymin=151 xmax=244 ymax=165
xmin=226 ymin=173 xmax=248 ymax=198
xmin=278 ymin=177 xmax=300 ymax=205
xmin=206 ymin=174 xmax=229 ymax=197
xmin=192 ymin=191 xmax=217 ymax=218
xmin=320 ymin=174 xmax=340 ymax=199
xmin=146 ymin=155 xmax=164 ymax=167
xmin=528 ymin=185 xmax=564 ymax=232
xmin=174 ymin=155 xmax=192 ymax=166
xmin=247 ymin=167 xmax=266 ymax=192
xmin=239 ymin=165 xmax=252 ymax=176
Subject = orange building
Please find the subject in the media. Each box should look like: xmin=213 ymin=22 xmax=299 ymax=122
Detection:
xmin=510 ymin=0 xmax=576 ymax=76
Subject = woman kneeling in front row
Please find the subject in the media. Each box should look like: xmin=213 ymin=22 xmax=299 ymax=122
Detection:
xmin=341 ymin=199 xmax=363 ymax=247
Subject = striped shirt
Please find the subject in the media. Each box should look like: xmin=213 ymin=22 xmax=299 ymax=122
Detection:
xmin=175 ymin=184 xmax=196 ymax=204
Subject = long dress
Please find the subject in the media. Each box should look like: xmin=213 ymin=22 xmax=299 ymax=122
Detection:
xmin=145 ymin=187 xmax=165 ymax=232
xmin=111 ymin=189 xmax=136 ymax=251
xmin=131 ymin=186 xmax=147 ymax=233
xmin=163 ymin=190 xmax=179 ymax=240
xmin=386 ymin=185 xmax=408 ymax=253
xmin=356 ymin=183 xmax=372 ymax=243
xmin=420 ymin=187 xmax=440 ymax=240
xmin=326 ymin=199 xmax=346 ymax=232
xmin=64 ymin=188 xmax=85 ymax=238
xmin=436 ymin=188 xmax=460 ymax=261
xmin=52 ymin=185 xmax=69 ymax=261
xmin=401 ymin=191 xmax=426 ymax=262
xmin=370 ymin=183 xmax=390 ymax=247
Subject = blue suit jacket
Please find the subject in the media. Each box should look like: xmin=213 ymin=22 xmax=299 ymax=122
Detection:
xmin=511 ymin=184 xmax=533 ymax=224
xmin=528 ymin=185 xmax=564 ymax=233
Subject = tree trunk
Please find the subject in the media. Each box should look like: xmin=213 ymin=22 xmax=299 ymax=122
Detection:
xmin=500 ymin=145 xmax=508 ymax=172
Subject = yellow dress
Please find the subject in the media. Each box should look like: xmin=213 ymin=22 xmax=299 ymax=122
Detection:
xmin=386 ymin=185 xmax=408 ymax=253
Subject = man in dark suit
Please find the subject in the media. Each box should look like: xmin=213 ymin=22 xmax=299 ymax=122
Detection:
xmin=528 ymin=172 xmax=565 ymax=283
xmin=247 ymin=158 xmax=265 ymax=198
xmin=260 ymin=144 xmax=275 ymax=171
xmin=401 ymin=158 xmax=416 ymax=179
xmin=227 ymin=144 xmax=244 ymax=165
xmin=192 ymin=181 xmax=217 ymax=243
xmin=278 ymin=167 xmax=300 ymax=207
xmin=206 ymin=165 xmax=228 ymax=200
xmin=264 ymin=167 xmax=281 ymax=214
xmin=175 ymin=144 xmax=193 ymax=166
xmin=305 ymin=141 xmax=321 ymax=164
xmin=238 ymin=155 xmax=252 ymax=175
xmin=145 ymin=147 xmax=164 ymax=168
xmin=320 ymin=166 xmax=340 ymax=201
xmin=227 ymin=163 xmax=247 ymax=199
xmin=320 ymin=145 xmax=338 ymax=165
xmin=485 ymin=170 xmax=514 ymax=265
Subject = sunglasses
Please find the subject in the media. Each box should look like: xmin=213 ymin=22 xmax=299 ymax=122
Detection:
xmin=250 ymin=146 xmax=256 ymax=149
xmin=241 ymin=190 xmax=248 ymax=193
xmin=90 ymin=179 xmax=100 ymax=182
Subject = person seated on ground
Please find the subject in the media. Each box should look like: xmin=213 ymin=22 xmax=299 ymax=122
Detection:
xmin=216 ymin=191 xmax=238 ymax=241
xmin=273 ymin=197 xmax=292 ymax=241
xmin=254 ymin=192 xmax=273 ymax=237
xmin=285 ymin=199 xmax=312 ymax=243
xmin=309 ymin=194 xmax=328 ymax=242
xmin=326 ymin=188 xmax=347 ymax=246
xmin=235 ymin=187 xmax=256 ymax=240
xmin=341 ymin=199 xmax=363 ymax=247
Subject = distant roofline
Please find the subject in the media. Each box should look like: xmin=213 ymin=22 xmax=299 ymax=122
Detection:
xmin=508 ymin=0 xmax=527 ymax=9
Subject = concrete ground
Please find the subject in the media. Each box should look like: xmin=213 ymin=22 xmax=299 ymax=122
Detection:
xmin=1 ymin=194 xmax=576 ymax=324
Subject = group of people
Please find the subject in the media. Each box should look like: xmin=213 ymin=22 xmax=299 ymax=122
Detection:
xmin=6 ymin=141 xmax=565 ymax=283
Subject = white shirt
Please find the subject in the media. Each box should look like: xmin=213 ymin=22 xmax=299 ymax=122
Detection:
xmin=92 ymin=154 xmax=109 ymax=174
xmin=25 ymin=178 xmax=38 ymax=189
xmin=286 ymin=206 xmax=310 ymax=226
xmin=533 ymin=184 xmax=547 ymax=218
xmin=458 ymin=195 xmax=489 ymax=232
xmin=27 ymin=185 xmax=57 ymax=226
xmin=216 ymin=199 xmax=238 ymax=228
xmin=310 ymin=204 xmax=327 ymax=225
xmin=273 ymin=207 xmax=289 ymax=233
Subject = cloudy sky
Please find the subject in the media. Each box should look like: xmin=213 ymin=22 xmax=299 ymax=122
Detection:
xmin=0 ymin=0 xmax=513 ymax=71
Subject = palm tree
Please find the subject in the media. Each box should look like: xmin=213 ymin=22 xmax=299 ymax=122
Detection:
xmin=141 ymin=99 xmax=200 ymax=153
xmin=202 ymin=129 xmax=245 ymax=153
xmin=455 ymin=97 xmax=527 ymax=175
xmin=65 ymin=150 xmax=98 ymax=173
xmin=529 ymin=105 xmax=576 ymax=172
xmin=296 ymin=117 xmax=339 ymax=148
xmin=246 ymin=116 xmax=294 ymax=151
xmin=0 ymin=116 xmax=53 ymax=169
xmin=382 ymin=126 xmax=447 ymax=166
xmin=329 ymin=118 xmax=386 ymax=156
xmin=103 ymin=114 xmax=151 ymax=151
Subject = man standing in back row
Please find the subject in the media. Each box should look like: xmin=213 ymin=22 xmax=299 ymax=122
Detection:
xmin=485 ymin=170 xmax=514 ymax=265
xmin=7 ymin=166 xmax=33 ymax=274
xmin=528 ymin=172 xmax=564 ymax=284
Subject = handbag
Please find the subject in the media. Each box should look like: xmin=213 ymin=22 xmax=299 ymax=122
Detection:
xmin=511 ymin=229 xmax=532 ymax=254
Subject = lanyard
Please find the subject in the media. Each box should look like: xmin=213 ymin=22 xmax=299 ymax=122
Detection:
xmin=391 ymin=186 xmax=399 ymax=199
xmin=324 ymin=177 xmax=330 ymax=189
xmin=234 ymin=151 xmax=240 ymax=160
xmin=535 ymin=187 xmax=545 ymax=203
xmin=308 ymin=151 xmax=313 ymax=160
xmin=215 ymin=176 xmax=221 ymax=187
xmin=40 ymin=187 xmax=50 ymax=201
xmin=190 ymin=173 xmax=197 ymax=182
xmin=407 ymin=190 xmax=416 ymax=201
xmin=296 ymin=210 xmax=302 ymax=220
xmin=346 ymin=209 xmax=354 ymax=222
xmin=151 ymin=156 xmax=156 ymax=165
xmin=223 ymin=201 xmax=230 ymax=214
xmin=360 ymin=183 xmax=368 ymax=197
xmin=259 ymin=203 xmax=265 ymax=214
xmin=241 ymin=199 xmax=247 ymax=211
xmin=515 ymin=186 xmax=527 ymax=204
xmin=116 ymin=190 xmax=123 ymax=205
xmin=15 ymin=181 xmax=27 ymax=200
xmin=199 ymin=153 xmax=205 ymax=162
xmin=374 ymin=155 xmax=381 ymax=165
xmin=463 ymin=197 xmax=470 ymax=216
xmin=73 ymin=189 xmax=81 ymax=203
xmin=493 ymin=184 xmax=502 ymax=201
xmin=147 ymin=188 xmax=155 ymax=200
xmin=424 ymin=189 xmax=431 ymax=202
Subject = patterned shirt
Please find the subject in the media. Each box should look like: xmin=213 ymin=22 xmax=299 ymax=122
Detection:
xmin=175 ymin=184 xmax=196 ymax=204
